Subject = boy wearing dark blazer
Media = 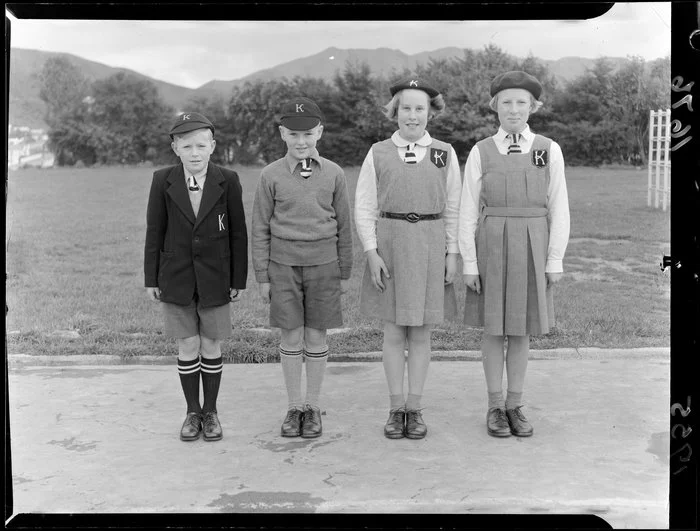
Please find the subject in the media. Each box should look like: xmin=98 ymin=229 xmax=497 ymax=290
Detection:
xmin=145 ymin=112 xmax=248 ymax=442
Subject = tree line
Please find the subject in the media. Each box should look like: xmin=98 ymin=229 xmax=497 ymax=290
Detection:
xmin=39 ymin=45 xmax=670 ymax=168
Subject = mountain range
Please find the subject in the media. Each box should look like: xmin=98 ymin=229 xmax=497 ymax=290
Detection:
xmin=9 ymin=46 xmax=637 ymax=129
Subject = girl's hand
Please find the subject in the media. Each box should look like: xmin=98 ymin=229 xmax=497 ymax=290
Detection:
xmin=367 ymin=249 xmax=390 ymax=292
xmin=230 ymin=288 xmax=243 ymax=302
xmin=464 ymin=274 xmax=481 ymax=294
xmin=444 ymin=253 xmax=458 ymax=285
xmin=341 ymin=279 xmax=351 ymax=294
xmin=546 ymin=272 xmax=563 ymax=288
xmin=259 ymin=283 xmax=271 ymax=304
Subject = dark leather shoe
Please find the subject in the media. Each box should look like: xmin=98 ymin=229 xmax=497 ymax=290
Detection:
xmin=202 ymin=410 xmax=223 ymax=441
xmin=301 ymin=405 xmax=322 ymax=438
xmin=506 ymin=406 xmax=534 ymax=437
xmin=281 ymin=408 xmax=303 ymax=437
xmin=384 ymin=408 xmax=405 ymax=439
xmin=405 ymin=409 xmax=427 ymax=439
xmin=486 ymin=408 xmax=511 ymax=437
xmin=180 ymin=412 xmax=203 ymax=441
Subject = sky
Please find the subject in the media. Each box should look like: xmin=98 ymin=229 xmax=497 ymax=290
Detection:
xmin=7 ymin=3 xmax=671 ymax=89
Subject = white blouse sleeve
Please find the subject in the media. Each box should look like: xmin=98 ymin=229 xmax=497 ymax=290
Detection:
xmin=458 ymin=145 xmax=483 ymax=275
xmin=443 ymin=147 xmax=462 ymax=253
xmin=545 ymin=141 xmax=570 ymax=273
xmin=354 ymin=148 xmax=380 ymax=252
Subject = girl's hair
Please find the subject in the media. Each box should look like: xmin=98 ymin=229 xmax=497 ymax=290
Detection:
xmin=382 ymin=90 xmax=446 ymax=120
xmin=488 ymin=92 xmax=543 ymax=114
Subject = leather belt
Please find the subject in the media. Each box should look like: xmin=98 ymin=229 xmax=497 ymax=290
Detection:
xmin=380 ymin=211 xmax=443 ymax=223
xmin=481 ymin=207 xmax=548 ymax=218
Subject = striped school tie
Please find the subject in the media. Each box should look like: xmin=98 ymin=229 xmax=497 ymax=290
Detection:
xmin=507 ymin=133 xmax=522 ymax=155
xmin=299 ymin=158 xmax=313 ymax=178
xmin=404 ymin=143 xmax=417 ymax=164
xmin=188 ymin=174 xmax=200 ymax=191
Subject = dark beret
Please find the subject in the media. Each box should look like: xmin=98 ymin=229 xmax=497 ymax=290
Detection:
xmin=279 ymin=97 xmax=323 ymax=131
xmin=169 ymin=112 xmax=215 ymax=138
xmin=389 ymin=77 xmax=439 ymax=98
xmin=490 ymin=71 xmax=543 ymax=100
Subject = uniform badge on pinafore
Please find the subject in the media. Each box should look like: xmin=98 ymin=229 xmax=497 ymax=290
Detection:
xmin=430 ymin=149 xmax=447 ymax=168
xmin=531 ymin=150 xmax=548 ymax=168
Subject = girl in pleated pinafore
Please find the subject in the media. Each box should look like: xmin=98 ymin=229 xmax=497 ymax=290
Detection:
xmin=355 ymin=77 xmax=461 ymax=440
xmin=459 ymin=71 xmax=570 ymax=439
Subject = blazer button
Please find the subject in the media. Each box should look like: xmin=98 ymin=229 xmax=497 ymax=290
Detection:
xmin=194 ymin=237 xmax=200 ymax=243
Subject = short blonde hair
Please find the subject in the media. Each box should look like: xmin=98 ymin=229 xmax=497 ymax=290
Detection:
xmin=383 ymin=90 xmax=446 ymax=121
xmin=172 ymin=127 xmax=214 ymax=143
xmin=489 ymin=92 xmax=543 ymax=114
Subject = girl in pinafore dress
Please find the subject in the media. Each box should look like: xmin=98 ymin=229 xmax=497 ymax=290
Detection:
xmin=355 ymin=78 xmax=461 ymax=439
xmin=459 ymin=71 xmax=570 ymax=438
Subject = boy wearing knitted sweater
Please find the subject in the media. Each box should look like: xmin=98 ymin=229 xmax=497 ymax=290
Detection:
xmin=252 ymin=97 xmax=353 ymax=438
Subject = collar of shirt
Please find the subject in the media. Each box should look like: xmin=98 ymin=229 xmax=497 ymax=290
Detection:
xmin=185 ymin=165 xmax=208 ymax=187
xmin=285 ymin=150 xmax=322 ymax=173
xmin=495 ymin=124 xmax=532 ymax=144
xmin=391 ymin=130 xmax=432 ymax=148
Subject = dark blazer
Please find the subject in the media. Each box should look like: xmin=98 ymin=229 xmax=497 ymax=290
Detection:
xmin=144 ymin=163 xmax=248 ymax=308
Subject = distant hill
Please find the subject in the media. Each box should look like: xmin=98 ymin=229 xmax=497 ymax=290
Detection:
xmin=8 ymin=48 xmax=198 ymax=128
xmin=9 ymin=46 xmax=653 ymax=129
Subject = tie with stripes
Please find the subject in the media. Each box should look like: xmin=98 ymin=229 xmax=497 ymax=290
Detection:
xmin=404 ymin=143 xmax=417 ymax=164
xmin=507 ymin=133 xmax=522 ymax=155
xmin=299 ymin=158 xmax=313 ymax=178
xmin=188 ymin=174 xmax=200 ymax=191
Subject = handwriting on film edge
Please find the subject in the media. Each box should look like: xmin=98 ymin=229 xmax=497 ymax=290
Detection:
xmin=671 ymin=396 xmax=692 ymax=476
xmin=670 ymin=76 xmax=694 ymax=152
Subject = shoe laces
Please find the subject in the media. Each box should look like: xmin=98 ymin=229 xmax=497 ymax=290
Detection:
xmin=491 ymin=407 xmax=508 ymax=422
xmin=511 ymin=406 xmax=527 ymax=421
xmin=304 ymin=405 xmax=320 ymax=421
xmin=186 ymin=412 xmax=202 ymax=427
xmin=202 ymin=411 xmax=218 ymax=427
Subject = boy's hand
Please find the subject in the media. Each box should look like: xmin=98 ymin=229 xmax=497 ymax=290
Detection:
xmin=341 ymin=279 xmax=351 ymax=294
xmin=464 ymin=274 xmax=481 ymax=294
xmin=230 ymin=288 xmax=243 ymax=302
xmin=444 ymin=253 xmax=458 ymax=285
xmin=259 ymin=283 xmax=271 ymax=304
xmin=546 ymin=272 xmax=563 ymax=288
xmin=145 ymin=287 xmax=161 ymax=301
xmin=367 ymin=249 xmax=390 ymax=293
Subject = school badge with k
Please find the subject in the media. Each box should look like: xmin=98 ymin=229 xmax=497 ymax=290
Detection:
xmin=430 ymin=148 xmax=447 ymax=168
xmin=531 ymin=149 xmax=548 ymax=168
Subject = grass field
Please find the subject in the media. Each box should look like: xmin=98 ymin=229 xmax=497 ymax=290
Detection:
xmin=6 ymin=164 xmax=670 ymax=361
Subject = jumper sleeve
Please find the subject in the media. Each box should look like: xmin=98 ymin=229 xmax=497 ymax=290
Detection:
xmin=333 ymin=169 xmax=354 ymax=279
xmin=545 ymin=141 xmax=570 ymax=273
xmin=444 ymin=147 xmax=462 ymax=254
xmin=251 ymin=171 xmax=274 ymax=283
xmin=144 ymin=171 xmax=166 ymax=288
xmin=354 ymin=149 xmax=380 ymax=252
xmin=458 ymin=145 xmax=483 ymax=275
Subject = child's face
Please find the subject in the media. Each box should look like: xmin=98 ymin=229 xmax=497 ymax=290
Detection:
xmin=397 ymin=89 xmax=430 ymax=143
xmin=279 ymin=124 xmax=324 ymax=161
xmin=171 ymin=128 xmax=216 ymax=175
xmin=496 ymin=88 xmax=532 ymax=134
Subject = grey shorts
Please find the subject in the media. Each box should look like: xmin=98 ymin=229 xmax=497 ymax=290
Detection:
xmin=161 ymin=294 xmax=232 ymax=339
xmin=268 ymin=260 xmax=343 ymax=330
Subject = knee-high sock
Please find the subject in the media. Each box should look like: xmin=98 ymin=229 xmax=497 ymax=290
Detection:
xmin=304 ymin=345 xmax=329 ymax=408
xmin=200 ymin=356 xmax=223 ymax=413
xmin=280 ymin=346 xmax=303 ymax=410
xmin=178 ymin=357 xmax=201 ymax=413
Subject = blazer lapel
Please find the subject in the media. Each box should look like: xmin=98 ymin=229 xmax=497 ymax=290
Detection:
xmin=166 ymin=165 xmax=196 ymax=225
xmin=194 ymin=164 xmax=225 ymax=229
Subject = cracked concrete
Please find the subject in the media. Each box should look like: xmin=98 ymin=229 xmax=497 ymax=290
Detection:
xmin=7 ymin=357 xmax=669 ymax=527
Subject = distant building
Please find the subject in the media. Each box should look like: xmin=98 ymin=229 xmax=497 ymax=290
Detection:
xmin=8 ymin=123 xmax=54 ymax=169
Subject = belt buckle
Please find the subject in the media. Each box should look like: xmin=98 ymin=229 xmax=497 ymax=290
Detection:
xmin=405 ymin=212 xmax=420 ymax=223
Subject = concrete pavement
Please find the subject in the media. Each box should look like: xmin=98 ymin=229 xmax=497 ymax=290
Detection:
xmin=6 ymin=352 xmax=669 ymax=528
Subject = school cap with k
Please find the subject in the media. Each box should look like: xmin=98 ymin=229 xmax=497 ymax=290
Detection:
xmin=169 ymin=112 xmax=215 ymax=138
xmin=490 ymin=71 xmax=543 ymax=100
xmin=389 ymin=77 xmax=440 ymax=98
xmin=279 ymin=97 xmax=323 ymax=131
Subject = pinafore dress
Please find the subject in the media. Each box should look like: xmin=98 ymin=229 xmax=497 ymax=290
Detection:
xmin=360 ymin=138 xmax=454 ymax=326
xmin=463 ymin=134 xmax=555 ymax=336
